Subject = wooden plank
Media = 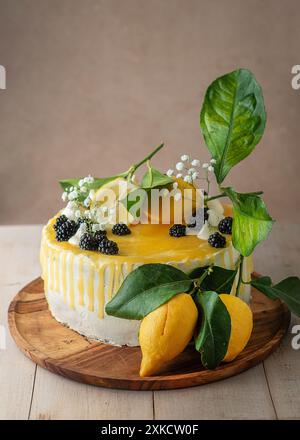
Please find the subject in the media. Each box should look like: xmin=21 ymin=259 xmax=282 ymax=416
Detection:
xmin=0 ymin=285 xmax=36 ymax=420
xmin=263 ymin=315 xmax=300 ymax=419
xmin=154 ymin=364 xmax=276 ymax=419
xmin=29 ymin=367 xmax=153 ymax=420
xmin=255 ymin=223 xmax=300 ymax=419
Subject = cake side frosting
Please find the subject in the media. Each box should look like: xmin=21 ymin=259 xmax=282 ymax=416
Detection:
xmin=41 ymin=213 xmax=253 ymax=346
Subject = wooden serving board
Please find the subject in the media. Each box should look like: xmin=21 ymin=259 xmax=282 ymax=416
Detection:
xmin=8 ymin=276 xmax=290 ymax=391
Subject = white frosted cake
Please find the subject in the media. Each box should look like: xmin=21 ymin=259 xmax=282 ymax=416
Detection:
xmin=40 ymin=204 xmax=253 ymax=346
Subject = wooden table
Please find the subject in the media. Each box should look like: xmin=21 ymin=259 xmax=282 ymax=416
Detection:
xmin=0 ymin=225 xmax=299 ymax=420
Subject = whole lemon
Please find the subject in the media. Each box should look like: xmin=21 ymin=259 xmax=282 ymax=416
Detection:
xmin=219 ymin=294 xmax=253 ymax=362
xmin=139 ymin=293 xmax=198 ymax=377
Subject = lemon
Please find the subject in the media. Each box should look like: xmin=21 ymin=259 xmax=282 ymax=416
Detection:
xmin=147 ymin=177 xmax=203 ymax=225
xmin=219 ymin=294 xmax=253 ymax=362
xmin=139 ymin=293 xmax=198 ymax=377
xmin=90 ymin=177 xmax=138 ymax=225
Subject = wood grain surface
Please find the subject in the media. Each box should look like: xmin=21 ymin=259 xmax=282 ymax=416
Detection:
xmin=8 ymin=276 xmax=290 ymax=391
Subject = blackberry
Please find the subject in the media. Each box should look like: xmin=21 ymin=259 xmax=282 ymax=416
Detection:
xmin=169 ymin=224 xmax=186 ymax=238
xmin=98 ymin=239 xmax=119 ymax=255
xmin=94 ymin=230 xmax=107 ymax=243
xmin=112 ymin=223 xmax=131 ymax=236
xmin=55 ymin=220 xmax=77 ymax=242
xmin=54 ymin=215 xmax=68 ymax=231
xmin=218 ymin=217 xmax=233 ymax=235
xmin=208 ymin=232 xmax=226 ymax=248
xmin=79 ymin=233 xmax=97 ymax=251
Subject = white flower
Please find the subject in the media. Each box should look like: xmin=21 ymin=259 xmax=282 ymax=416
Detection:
xmin=176 ymin=162 xmax=184 ymax=171
xmin=80 ymin=186 xmax=87 ymax=193
xmin=67 ymin=201 xmax=77 ymax=210
xmin=61 ymin=192 xmax=68 ymax=202
xmin=188 ymin=167 xmax=196 ymax=175
xmin=75 ymin=210 xmax=81 ymax=219
xmin=191 ymin=159 xmax=200 ymax=167
xmin=192 ymin=171 xmax=199 ymax=180
xmin=89 ymin=189 xmax=95 ymax=200
xmin=166 ymin=169 xmax=174 ymax=177
xmin=176 ymin=173 xmax=183 ymax=179
xmin=92 ymin=224 xmax=101 ymax=232
xmin=83 ymin=197 xmax=91 ymax=207
xmin=197 ymin=221 xmax=214 ymax=240
xmin=202 ymin=163 xmax=209 ymax=169
xmin=181 ymin=154 xmax=189 ymax=162
xmin=68 ymin=190 xmax=78 ymax=201
xmin=173 ymin=182 xmax=178 ymax=190
xmin=208 ymin=165 xmax=214 ymax=172
xmin=78 ymin=179 xmax=85 ymax=187
xmin=210 ymin=158 xmax=217 ymax=164
xmin=184 ymin=175 xmax=192 ymax=183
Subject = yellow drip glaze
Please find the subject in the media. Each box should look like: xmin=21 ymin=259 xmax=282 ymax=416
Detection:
xmin=54 ymin=249 xmax=60 ymax=293
xmin=68 ymin=254 xmax=75 ymax=309
xmin=77 ymin=257 xmax=85 ymax=306
xmin=61 ymin=253 xmax=67 ymax=303
xmin=87 ymin=265 xmax=95 ymax=312
xmin=49 ymin=250 xmax=54 ymax=291
xmin=97 ymin=267 xmax=105 ymax=319
xmin=43 ymin=247 xmax=49 ymax=291
xmin=107 ymin=264 xmax=115 ymax=300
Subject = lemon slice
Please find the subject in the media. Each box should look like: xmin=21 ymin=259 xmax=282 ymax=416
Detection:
xmin=90 ymin=177 xmax=138 ymax=225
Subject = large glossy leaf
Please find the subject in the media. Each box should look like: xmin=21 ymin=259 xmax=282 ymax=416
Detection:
xmin=105 ymin=264 xmax=193 ymax=320
xmin=251 ymin=276 xmax=300 ymax=316
xmin=224 ymin=187 xmax=274 ymax=257
xmin=195 ymin=291 xmax=231 ymax=369
xmin=200 ymin=69 xmax=266 ymax=183
xmin=189 ymin=266 xmax=237 ymax=294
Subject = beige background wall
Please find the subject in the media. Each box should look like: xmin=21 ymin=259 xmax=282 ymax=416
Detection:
xmin=0 ymin=0 xmax=299 ymax=224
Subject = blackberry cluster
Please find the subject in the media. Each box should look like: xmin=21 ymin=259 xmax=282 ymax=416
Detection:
xmin=55 ymin=219 xmax=77 ymax=242
xmin=169 ymin=224 xmax=186 ymax=238
xmin=53 ymin=215 xmax=68 ymax=231
xmin=208 ymin=232 xmax=226 ymax=248
xmin=112 ymin=223 xmax=131 ymax=236
xmin=98 ymin=239 xmax=119 ymax=255
xmin=79 ymin=233 xmax=98 ymax=251
xmin=218 ymin=217 xmax=233 ymax=235
xmin=94 ymin=230 xmax=107 ymax=242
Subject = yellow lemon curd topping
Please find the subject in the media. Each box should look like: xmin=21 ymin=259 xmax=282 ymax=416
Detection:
xmin=139 ymin=293 xmax=198 ymax=377
xmin=40 ymin=205 xmax=253 ymax=322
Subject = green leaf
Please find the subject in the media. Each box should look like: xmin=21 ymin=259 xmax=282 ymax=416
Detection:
xmin=189 ymin=266 xmax=237 ymax=294
xmin=141 ymin=166 xmax=173 ymax=189
xmin=195 ymin=291 xmax=231 ymax=369
xmin=121 ymin=188 xmax=149 ymax=219
xmin=200 ymin=68 xmax=266 ymax=183
xmin=250 ymin=276 xmax=276 ymax=299
xmin=105 ymin=264 xmax=193 ymax=320
xmin=251 ymin=276 xmax=300 ymax=316
xmin=224 ymin=187 xmax=274 ymax=256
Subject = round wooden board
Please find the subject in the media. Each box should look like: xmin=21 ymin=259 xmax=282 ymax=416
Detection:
xmin=8 ymin=276 xmax=290 ymax=391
